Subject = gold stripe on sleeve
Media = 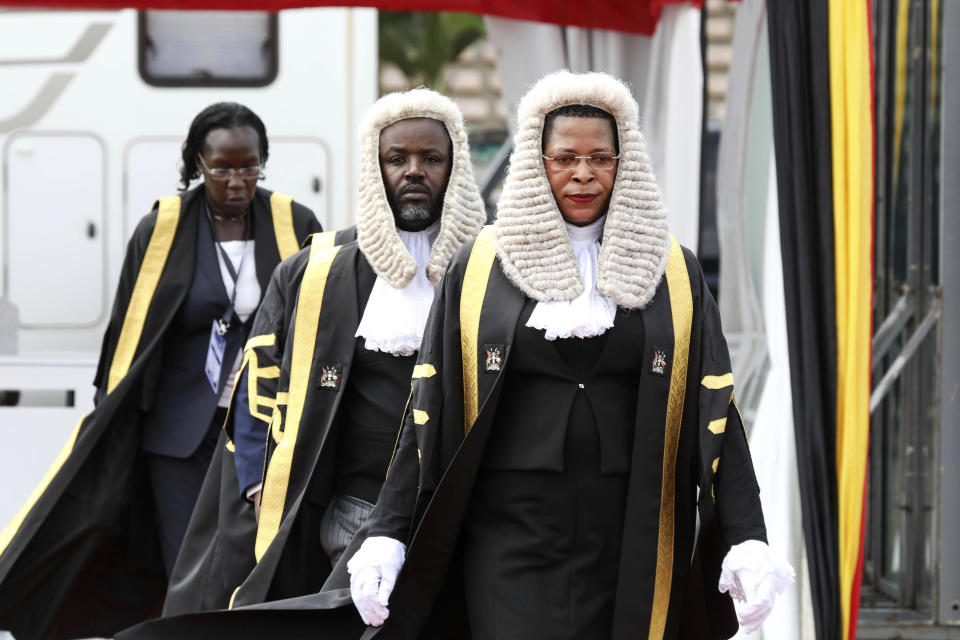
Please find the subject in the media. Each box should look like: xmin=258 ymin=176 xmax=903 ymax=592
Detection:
xmin=107 ymin=196 xmax=181 ymax=393
xmin=245 ymin=352 xmax=272 ymax=423
xmin=275 ymin=392 xmax=289 ymax=405
xmin=255 ymin=245 xmax=340 ymax=561
xmin=707 ymin=418 xmax=727 ymax=435
xmin=270 ymin=410 xmax=283 ymax=444
xmin=459 ymin=227 xmax=497 ymax=434
xmin=257 ymin=366 xmax=281 ymax=379
xmin=245 ymin=333 xmax=276 ymax=350
xmin=701 ymin=373 xmax=734 ymax=389
xmin=269 ymin=192 xmax=299 ymax=260
xmin=648 ymin=235 xmax=693 ymax=640
xmin=412 ymin=363 xmax=437 ymax=379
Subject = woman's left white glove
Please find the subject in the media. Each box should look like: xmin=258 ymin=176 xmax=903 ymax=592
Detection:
xmin=347 ymin=536 xmax=407 ymax=627
xmin=718 ymin=539 xmax=795 ymax=633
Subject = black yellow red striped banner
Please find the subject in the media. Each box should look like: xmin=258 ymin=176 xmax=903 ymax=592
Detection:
xmin=828 ymin=0 xmax=875 ymax=638
xmin=767 ymin=1 xmax=842 ymax=638
xmin=769 ymin=0 xmax=877 ymax=637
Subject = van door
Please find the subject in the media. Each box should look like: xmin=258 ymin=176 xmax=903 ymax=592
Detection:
xmin=124 ymin=137 xmax=182 ymax=239
xmin=261 ymin=138 xmax=330 ymax=229
xmin=4 ymin=132 xmax=106 ymax=328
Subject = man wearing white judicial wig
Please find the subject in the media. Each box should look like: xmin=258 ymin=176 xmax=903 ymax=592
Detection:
xmin=221 ymin=86 xmax=487 ymax=609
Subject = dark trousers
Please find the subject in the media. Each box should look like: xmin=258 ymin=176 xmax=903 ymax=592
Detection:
xmin=146 ymin=409 xmax=223 ymax=577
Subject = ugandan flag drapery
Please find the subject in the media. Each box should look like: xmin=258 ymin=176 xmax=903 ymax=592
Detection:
xmin=767 ymin=1 xmax=875 ymax=639
xmin=829 ymin=0 xmax=875 ymax=638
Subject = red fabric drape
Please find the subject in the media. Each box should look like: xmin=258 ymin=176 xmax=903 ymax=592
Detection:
xmin=0 ymin=0 xmax=703 ymax=35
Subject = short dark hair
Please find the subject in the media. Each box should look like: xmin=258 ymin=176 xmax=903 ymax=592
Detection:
xmin=179 ymin=102 xmax=269 ymax=190
xmin=542 ymin=104 xmax=619 ymax=154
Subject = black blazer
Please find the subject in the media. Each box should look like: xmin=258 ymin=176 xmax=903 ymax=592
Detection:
xmin=481 ymin=302 xmax=644 ymax=475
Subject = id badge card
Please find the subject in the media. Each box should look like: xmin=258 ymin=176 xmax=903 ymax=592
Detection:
xmin=204 ymin=319 xmax=227 ymax=393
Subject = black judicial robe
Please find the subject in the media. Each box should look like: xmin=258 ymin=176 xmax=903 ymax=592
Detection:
xmin=116 ymin=241 xmax=406 ymax=640
xmin=359 ymin=227 xmax=766 ymax=640
xmin=163 ymin=227 xmax=357 ymax=617
xmin=0 ymin=186 xmax=320 ymax=640
xmin=228 ymin=241 xmax=386 ymax=606
xmin=116 ymin=227 xmax=766 ymax=640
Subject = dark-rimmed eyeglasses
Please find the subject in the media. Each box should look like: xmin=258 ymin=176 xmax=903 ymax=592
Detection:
xmin=197 ymin=154 xmax=263 ymax=181
xmin=541 ymin=153 xmax=620 ymax=172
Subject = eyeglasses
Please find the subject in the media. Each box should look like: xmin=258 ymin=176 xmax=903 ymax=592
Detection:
xmin=197 ymin=154 xmax=263 ymax=181
xmin=542 ymin=153 xmax=620 ymax=172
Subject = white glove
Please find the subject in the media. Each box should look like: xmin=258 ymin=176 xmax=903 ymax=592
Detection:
xmin=718 ymin=539 xmax=795 ymax=634
xmin=347 ymin=536 xmax=406 ymax=626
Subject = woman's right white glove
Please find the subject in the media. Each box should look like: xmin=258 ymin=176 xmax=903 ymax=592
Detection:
xmin=347 ymin=536 xmax=407 ymax=626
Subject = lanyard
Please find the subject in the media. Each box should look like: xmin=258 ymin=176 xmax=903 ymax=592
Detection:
xmin=205 ymin=203 xmax=252 ymax=335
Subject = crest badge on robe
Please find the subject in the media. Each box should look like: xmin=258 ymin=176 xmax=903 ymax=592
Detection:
xmin=318 ymin=363 xmax=342 ymax=389
xmin=650 ymin=348 xmax=669 ymax=377
xmin=484 ymin=345 xmax=504 ymax=372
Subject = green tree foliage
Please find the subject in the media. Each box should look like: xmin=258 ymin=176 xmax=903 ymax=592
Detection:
xmin=379 ymin=11 xmax=487 ymax=91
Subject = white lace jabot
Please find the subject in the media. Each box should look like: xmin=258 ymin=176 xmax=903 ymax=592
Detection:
xmin=526 ymin=216 xmax=617 ymax=340
xmin=355 ymin=221 xmax=440 ymax=356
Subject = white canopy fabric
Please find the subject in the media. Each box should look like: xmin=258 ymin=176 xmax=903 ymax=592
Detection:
xmin=732 ymin=144 xmax=813 ymax=640
xmin=715 ymin=0 xmax=769 ymax=421
xmin=717 ymin=0 xmax=812 ymax=636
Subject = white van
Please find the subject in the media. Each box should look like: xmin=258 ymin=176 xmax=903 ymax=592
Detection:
xmin=0 ymin=6 xmax=377 ymax=529
xmin=0 ymin=6 xmax=376 ymax=355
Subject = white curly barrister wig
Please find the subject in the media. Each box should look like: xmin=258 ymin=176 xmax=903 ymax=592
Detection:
xmin=493 ymin=70 xmax=671 ymax=310
xmin=356 ymin=89 xmax=487 ymax=288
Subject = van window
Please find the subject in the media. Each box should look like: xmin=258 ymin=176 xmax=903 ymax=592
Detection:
xmin=138 ymin=11 xmax=278 ymax=87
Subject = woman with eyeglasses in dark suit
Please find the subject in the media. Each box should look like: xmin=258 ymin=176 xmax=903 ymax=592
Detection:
xmin=0 ymin=102 xmax=321 ymax=640
xmin=130 ymin=102 xmax=323 ymax=577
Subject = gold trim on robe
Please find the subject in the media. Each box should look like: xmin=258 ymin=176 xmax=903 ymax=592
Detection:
xmin=648 ymin=235 xmax=693 ymax=640
xmin=269 ymin=192 xmax=299 ymax=260
xmin=255 ymin=245 xmax=341 ymax=561
xmin=459 ymin=227 xmax=497 ymax=434
xmin=107 ymin=196 xmax=181 ymax=393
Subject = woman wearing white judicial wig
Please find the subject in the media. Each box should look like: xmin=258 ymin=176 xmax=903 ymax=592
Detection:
xmin=347 ymin=71 xmax=794 ymax=640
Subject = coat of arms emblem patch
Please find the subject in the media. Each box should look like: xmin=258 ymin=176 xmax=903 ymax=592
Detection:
xmin=318 ymin=363 xmax=342 ymax=389
xmin=484 ymin=344 xmax=503 ymax=372
xmin=650 ymin=348 xmax=669 ymax=377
